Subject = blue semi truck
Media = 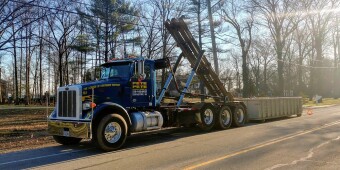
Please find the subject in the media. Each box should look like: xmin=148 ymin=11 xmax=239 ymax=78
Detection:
xmin=48 ymin=17 xmax=247 ymax=151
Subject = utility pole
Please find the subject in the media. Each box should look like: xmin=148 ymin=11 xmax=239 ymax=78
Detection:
xmin=206 ymin=0 xmax=219 ymax=74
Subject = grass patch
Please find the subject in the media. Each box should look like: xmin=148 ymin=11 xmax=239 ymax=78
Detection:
xmin=0 ymin=108 xmax=55 ymax=153
xmin=0 ymin=104 xmax=54 ymax=108
xmin=303 ymin=98 xmax=340 ymax=107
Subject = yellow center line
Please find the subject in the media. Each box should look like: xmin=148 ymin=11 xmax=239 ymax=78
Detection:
xmin=184 ymin=120 xmax=340 ymax=170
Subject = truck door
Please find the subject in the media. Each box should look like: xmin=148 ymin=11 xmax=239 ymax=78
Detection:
xmin=131 ymin=61 xmax=154 ymax=107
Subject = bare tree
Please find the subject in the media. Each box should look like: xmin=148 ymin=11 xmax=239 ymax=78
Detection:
xmin=250 ymin=37 xmax=276 ymax=96
xmin=293 ymin=20 xmax=312 ymax=95
xmin=252 ymin=0 xmax=299 ymax=96
xmin=150 ymin=0 xmax=188 ymax=85
xmin=44 ymin=1 xmax=78 ymax=87
xmin=220 ymin=0 xmax=254 ymax=97
xmin=0 ymin=0 xmax=38 ymax=51
xmin=306 ymin=0 xmax=338 ymax=97
xmin=138 ymin=3 xmax=162 ymax=59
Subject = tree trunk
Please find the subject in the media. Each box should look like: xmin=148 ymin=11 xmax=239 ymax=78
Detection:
xmin=94 ymin=26 xmax=100 ymax=78
xmin=206 ymin=0 xmax=219 ymax=74
xmin=65 ymin=49 xmax=69 ymax=85
xmin=104 ymin=21 xmax=109 ymax=62
xmin=84 ymin=51 xmax=87 ymax=82
xmin=19 ymin=31 xmax=23 ymax=102
xmin=242 ymin=52 xmax=250 ymax=97
xmin=263 ymin=60 xmax=268 ymax=95
xmin=59 ymin=51 xmax=63 ymax=87
xmin=314 ymin=35 xmax=323 ymax=95
xmin=39 ymin=24 xmax=43 ymax=105
xmin=297 ymin=43 xmax=303 ymax=94
xmin=197 ymin=0 xmax=205 ymax=101
xmin=113 ymin=35 xmax=117 ymax=59
xmin=33 ymin=54 xmax=38 ymax=102
xmin=25 ymin=26 xmax=31 ymax=105
xmin=276 ymin=43 xmax=284 ymax=96
xmin=336 ymin=29 xmax=340 ymax=98
xmin=12 ymin=24 xmax=19 ymax=105
xmin=161 ymin=30 xmax=168 ymax=87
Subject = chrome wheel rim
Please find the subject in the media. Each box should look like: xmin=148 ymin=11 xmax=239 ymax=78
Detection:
xmin=203 ymin=108 xmax=214 ymax=125
xmin=237 ymin=108 xmax=245 ymax=123
xmin=104 ymin=122 xmax=122 ymax=144
xmin=221 ymin=109 xmax=231 ymax=125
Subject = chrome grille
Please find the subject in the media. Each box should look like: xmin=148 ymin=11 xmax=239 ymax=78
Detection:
xmin=58 ymin=90 xmax=77 ymax=118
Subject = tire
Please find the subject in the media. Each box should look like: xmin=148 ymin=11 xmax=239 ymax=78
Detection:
xmin=53 ymin=135 xmax=82 ymax=145
xmin=216 ymin=106 xmax=232 ymax=130
xmin=95 ymin=114 xmax=127 ymax=151
xmin=198 ymin=104 xmax=216 ymax=131
xmin=232 ymin=105 xmax=247 ymax=127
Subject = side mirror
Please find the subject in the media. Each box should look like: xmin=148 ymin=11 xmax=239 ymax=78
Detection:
xmin=155 ymin=58 xmax=170 ymax=70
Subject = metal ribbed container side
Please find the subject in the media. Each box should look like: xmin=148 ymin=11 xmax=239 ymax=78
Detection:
xmin=58 ymin=90 xmax=77 ymax=118
xmin=238 ymin=97 xmax=303 ymax=120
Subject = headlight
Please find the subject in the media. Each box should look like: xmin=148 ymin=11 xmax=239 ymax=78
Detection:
xmin=83 ymin=101 xmax=96 ymax=110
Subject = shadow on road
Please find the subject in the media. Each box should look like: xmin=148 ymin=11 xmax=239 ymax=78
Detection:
xmin=0 ymin=128 xmax=203 ymax=169
xmin=247 ymin=115 xmax=298 ymax=125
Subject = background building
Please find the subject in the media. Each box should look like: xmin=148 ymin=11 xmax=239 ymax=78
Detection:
xmin=0 ymin=79 xmax=7 ymax=103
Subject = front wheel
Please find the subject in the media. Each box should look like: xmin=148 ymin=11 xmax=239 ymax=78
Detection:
xmin=95 ymin=114 xmax=127 ymax=151
xmin=53 ymin=135 xmax=82 ymax=145
xmin=232 ymin=105 xmax=247 ymax=127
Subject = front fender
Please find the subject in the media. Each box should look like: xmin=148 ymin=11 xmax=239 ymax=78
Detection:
xmin=92 ymin=102 xmax=132 ymax=128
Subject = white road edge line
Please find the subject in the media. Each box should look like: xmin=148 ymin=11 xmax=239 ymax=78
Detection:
xmin=0 ymin=147 xmax=95 ymax=166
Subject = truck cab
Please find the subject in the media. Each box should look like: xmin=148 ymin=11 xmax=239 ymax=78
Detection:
xmin=92 ymin=58 xmax=158 ymax=108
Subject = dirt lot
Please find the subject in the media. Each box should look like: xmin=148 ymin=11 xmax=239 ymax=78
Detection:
xmin=0 ymin=108 xmax=57 ymax=154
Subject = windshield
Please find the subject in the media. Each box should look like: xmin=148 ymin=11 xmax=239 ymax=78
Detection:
xmin=101 ymin=64 xmax=131 ymax=79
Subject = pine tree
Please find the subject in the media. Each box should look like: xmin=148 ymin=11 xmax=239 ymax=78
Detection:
xmin=77 ymin=0 xmax=139 ymax=62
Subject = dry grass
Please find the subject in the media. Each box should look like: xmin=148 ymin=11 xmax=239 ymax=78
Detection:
xmin=0 ymin=108 xmax=56 ymax=154
xmin=303 ymin=98 xmax=340 ymax=107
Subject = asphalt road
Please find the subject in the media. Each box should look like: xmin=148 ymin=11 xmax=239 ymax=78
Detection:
xmin=1 ymin=105 xmax=340 ymax=170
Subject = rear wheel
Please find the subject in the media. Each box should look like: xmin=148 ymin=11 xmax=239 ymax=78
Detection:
xmin=53 ymin=135 xmax=82 ymax=145
xmin=216 ymin=106 xmax=232 ymax=130
xmin=198 ymin=105 xmax=216 ymax=131
xmin=232 ymin=105 xmax=247 ymax=127
xmin=95 ymin=114 xmax=127 ymax=151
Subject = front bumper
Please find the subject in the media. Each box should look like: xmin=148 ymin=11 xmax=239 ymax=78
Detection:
xmin=48 ymin=120 xmax=91 ymax=139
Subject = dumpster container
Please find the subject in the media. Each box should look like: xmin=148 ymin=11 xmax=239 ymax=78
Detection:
xmin=239 ymin=97 xmax=303 ymax=121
